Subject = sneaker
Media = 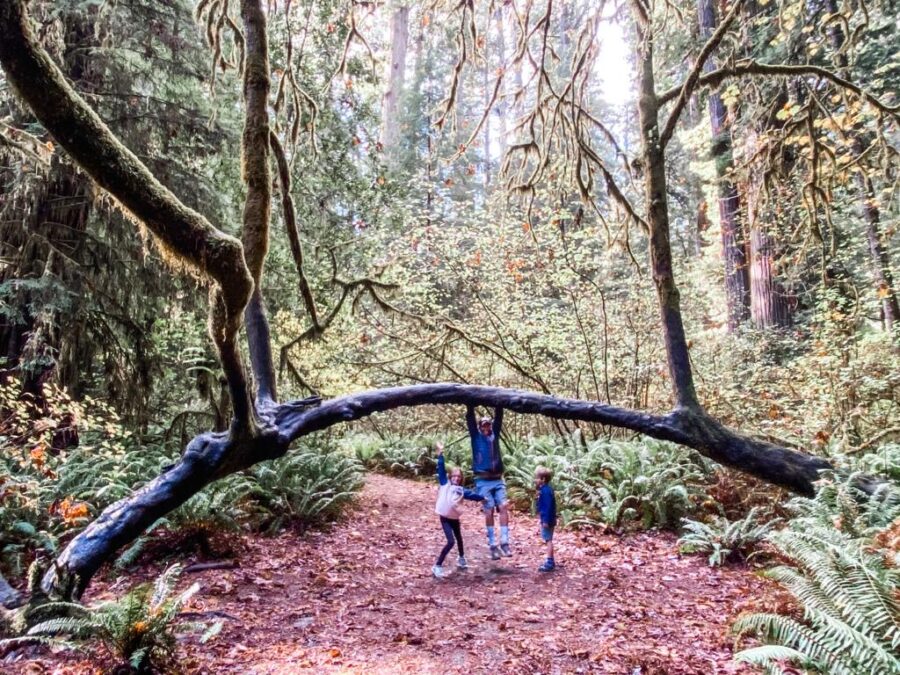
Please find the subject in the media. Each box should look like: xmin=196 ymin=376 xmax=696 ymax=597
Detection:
xmin=490 ymin=545 xmax=501 ymax=560
xmin=432 ymin=565 xmax=444 ymax=578
xmin=538 ymin=559 xmax=556 ymax=573
xmin=500 ymin=542 xmax=512 ymax=557
xmin=457 ymin=556 xmax=468 ymax=570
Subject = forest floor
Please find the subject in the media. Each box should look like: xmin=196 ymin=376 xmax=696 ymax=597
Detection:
xmin=11 ymin=474 xmax=786 ymax=674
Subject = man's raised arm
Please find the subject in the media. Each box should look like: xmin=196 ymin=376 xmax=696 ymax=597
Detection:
xmin=493 ymin=407 xmax=503 ymax=437
xmin=466 ymin=404 xmax=478 ymax=438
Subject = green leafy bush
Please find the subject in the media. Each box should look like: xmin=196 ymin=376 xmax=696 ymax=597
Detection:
xmin=346 ymin=433 xmax=714 ymax=530
xmin=678 ymin=507 xmax=779 ymax=566
xmin=245 ymin=441 xmax=365 ymax=531
xmin=342 ymin=432 xmax=459 ymax=478
xmin=733 ymin=476 xmax=900 ymax=674
xmin=2 ymin=564 xmax=218 ymax=673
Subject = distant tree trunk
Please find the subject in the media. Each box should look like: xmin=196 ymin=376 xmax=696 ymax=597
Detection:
xmin=749 ymin=224 xmax=792 ymax=328
xmin=746 ymin=137 xmax=792 ymax=329
xmin=380 ymin=5 xmax=409 ymax=155
xmin=698 ymin=0 xmax=750 ymax=331
xmin=857 ymin=160 xmax=900 ymax=336
xmin=482 ymin=47 xmax=491 ymax=189
xmin=494 ymin=7 xmax=507 ymax=165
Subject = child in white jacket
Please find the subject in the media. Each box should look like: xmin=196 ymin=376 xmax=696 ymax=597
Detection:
xmin=432 ymin=442 xmax=485 ymax=578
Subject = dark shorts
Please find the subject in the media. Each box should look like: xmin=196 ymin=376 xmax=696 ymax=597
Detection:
xmin=541 ymin=525 xmax=554 ymax=542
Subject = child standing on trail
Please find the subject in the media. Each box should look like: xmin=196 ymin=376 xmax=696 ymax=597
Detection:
xmin=534 ymin=466 xmax=557 ymax=572
xmin=433 ymin=442 xmax=485 ymax=579
xmin=466 ymin=404 xmax=512 ymax=560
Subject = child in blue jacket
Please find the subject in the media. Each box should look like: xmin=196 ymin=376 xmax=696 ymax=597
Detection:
xmin=432 ymin=442 xmax=485 ymax=578
xmin=534 ymin=466 xmax=557 ymax=572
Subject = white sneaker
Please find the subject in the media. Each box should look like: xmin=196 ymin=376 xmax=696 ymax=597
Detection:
xmin=431 ymin=565 xmax=444 ymax=578
xmin=457 ymin=556 xmax=468 ymax=569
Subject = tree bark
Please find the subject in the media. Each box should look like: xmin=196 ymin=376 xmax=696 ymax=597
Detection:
xmin=239 ymin=0 xmax=277 ymax=406
xmin=380 ymin=5 xmax=409 ymax=154
xmin=635 ymin=20 xmax=700 ymax=410
xmin=697 ymin=0 xmax=750 ymax=331
xmin=494 ymin=6 xmax=507 ymax=165
xmin=749 ymin=226 xmax=792 ymax=328
xmin=746 ymin=139 xmax=792 ymax=329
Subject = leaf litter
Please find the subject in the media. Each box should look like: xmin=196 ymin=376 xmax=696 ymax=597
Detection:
xmin=10 ymin=474 xmax=784 ymax=674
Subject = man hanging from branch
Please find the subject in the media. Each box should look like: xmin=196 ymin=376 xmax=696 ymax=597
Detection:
xmin=466 ymin=404 xmax=511 ymax=560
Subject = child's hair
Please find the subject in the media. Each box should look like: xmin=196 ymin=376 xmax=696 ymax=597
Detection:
xmin=449 ymin=466 xmax=464 ymax=481
xmin=535 ymin=466 xmax=553 ymax=483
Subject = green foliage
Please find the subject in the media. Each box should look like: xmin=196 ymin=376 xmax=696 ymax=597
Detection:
xmin=561 ymin=441 xmax=712 ymax=529
xmin=733 ymin=476 xmax=900 ymax=674
xmin=343 ymin=433 xmax=714 ymax=530
xmin=0 ymin=377 xmax=363 ymax=582
xmin=501 ymin=437 xmax=713 ymax=529
xmin=5 ymin=564 xmax=217 ymax=672
xmin=678 ymin=507 xmax=779 ymax=566
xmin=241 ymin=441 xmax=365 ymax=531
xmin=848 ymin=443 xmax=900 ymax=482
xmin=342 ymin=433 xmax=456 ymax=478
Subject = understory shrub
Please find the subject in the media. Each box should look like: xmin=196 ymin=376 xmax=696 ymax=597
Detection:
xmin=342 ymin=432 xmax=462 ymax=478
xmin=733 ymin=475 xmax=900 ymax=674
xmin=1 ymin=564 xmax=219 ymax=673
xmin=678 ymin=507 xmax=779 ymax=566
xmin=1 ymin=376 xmax=364 ymax=584
xmin=115 ymin=439 xmax=365 ymax=566
xmin=344 ymin=432 xmax=714 ymax=530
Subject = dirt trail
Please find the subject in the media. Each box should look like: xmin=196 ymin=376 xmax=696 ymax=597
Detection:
xmin=19 ymin=474 xmax=779 ymax=674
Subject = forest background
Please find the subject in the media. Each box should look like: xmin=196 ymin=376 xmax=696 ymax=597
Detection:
xmin=0 ymin=0 xmax=898 ymax=672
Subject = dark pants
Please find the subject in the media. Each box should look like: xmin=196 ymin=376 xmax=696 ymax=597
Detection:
xmin=437 ymin=516 xmax=464 ymax=565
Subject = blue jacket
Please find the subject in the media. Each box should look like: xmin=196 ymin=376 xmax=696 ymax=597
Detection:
xmin=467 ymin=405 xmax=504 ymax=479
xmin=537 ymin=484 xmax=557 ymax=527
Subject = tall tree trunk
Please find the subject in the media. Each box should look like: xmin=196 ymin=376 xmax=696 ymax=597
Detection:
xmin=636 ymin=23 xmax=699 ymax=411
xmin=749 ymin=224 xmax=792 ymax=328
xmin=380 ymin=5 xmax=409 ymax=155
xmin=494 ymin=7 xmax=507 ymax=166
xmin=698 ymin=0 xmax=750 ymax=331
xmin=746 ymin=136 xmax=792 ymax=328
xmin=482 ymin=45 xmax=491 ymax=189
xmin=857 ymin=160 xmax=900 ymax=336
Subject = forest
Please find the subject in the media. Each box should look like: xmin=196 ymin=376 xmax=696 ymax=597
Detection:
xmin=0 ymin=0 xmax=898 ymax=672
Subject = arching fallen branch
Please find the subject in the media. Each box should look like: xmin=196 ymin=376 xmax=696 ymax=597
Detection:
xmin=44 ymin=384 xmax=831 ymax=598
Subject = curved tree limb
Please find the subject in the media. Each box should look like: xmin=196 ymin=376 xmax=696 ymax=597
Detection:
xmin=0 ymin=0 xmax=256 ymax=430
xmin=43 ymin=383 xmax=832 ymax=598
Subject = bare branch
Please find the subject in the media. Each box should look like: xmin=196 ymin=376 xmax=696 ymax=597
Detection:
xmin=659 ymin=0 xmax=746 ymax=148
xmin=657 ymin=59 xmax=900 ymax=118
